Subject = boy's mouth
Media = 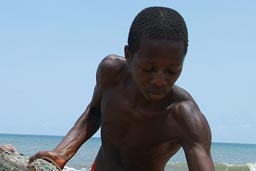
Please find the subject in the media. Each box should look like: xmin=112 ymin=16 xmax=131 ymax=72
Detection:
xmin=147 ymin=88 xmax=167 ymax=95
xmin=146 ymin=89 xmax=167 ymax=100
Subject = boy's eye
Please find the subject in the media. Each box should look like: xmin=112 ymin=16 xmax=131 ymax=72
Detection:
xmin=141 ymin=67 xmax=154 ymax=72
xmin=167 ymin=67 xmax=182 ymax=74
xmin=167 ymin=69 xmax=178 ymax=74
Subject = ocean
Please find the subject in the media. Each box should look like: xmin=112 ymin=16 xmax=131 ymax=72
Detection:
xmin=0 ymin=133 xmax=256 ymax=171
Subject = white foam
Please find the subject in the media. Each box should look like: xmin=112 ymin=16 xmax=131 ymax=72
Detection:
xmin=63 ymin=166 xmax=87 ymax=171
xmin=247 ymin=162 xmax=256 ymax=171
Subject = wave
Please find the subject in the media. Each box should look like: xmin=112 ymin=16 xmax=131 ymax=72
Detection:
xmin=63 ymin=162 xmax=256 ymax=171
xmin=213 ymin=162 xmax=256 ymax=171
xmin=166 ymin=162 xmax=256 ymax=171
xmin=63 ymin=166 xmax=87 ymax=171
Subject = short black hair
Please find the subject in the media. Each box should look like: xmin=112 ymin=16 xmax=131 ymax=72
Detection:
xmin=128 ymin=6 xmax=188 ymax=55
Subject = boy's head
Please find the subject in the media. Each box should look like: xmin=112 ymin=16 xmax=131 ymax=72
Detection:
xmin=127 ymin=6 xmax=188 ymax=56
xmin=125 ymin=7 xmax=188 ymax=101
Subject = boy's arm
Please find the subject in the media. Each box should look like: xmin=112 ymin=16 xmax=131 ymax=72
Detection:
xmin=174 ymin=101 xmax=215 ymax=171
xmin=28 ymin=84 xmax=102 ymax=169
xmin=28 ymin=55 xmax=121 ymax=169
xmin=28 ymin=59 xmax=105 ymax=169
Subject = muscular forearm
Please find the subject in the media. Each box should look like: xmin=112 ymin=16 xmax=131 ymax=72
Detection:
xmin=52 ymin=104 xmax=101 ymax=163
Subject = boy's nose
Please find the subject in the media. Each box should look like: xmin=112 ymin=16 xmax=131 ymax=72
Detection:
xmin=151 ymin=72 xmax=168 ymax=88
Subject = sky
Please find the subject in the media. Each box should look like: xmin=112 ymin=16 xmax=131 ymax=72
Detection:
xmin=0 ymin=0 xmax=256 ymax=144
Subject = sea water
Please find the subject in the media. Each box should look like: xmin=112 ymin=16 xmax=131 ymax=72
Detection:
xmin=1 ymin=133 xmax=256 ymax=171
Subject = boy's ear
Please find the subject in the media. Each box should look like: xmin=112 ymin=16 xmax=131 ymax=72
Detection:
xmin=124 ymin=45 xmax=132 ymax=64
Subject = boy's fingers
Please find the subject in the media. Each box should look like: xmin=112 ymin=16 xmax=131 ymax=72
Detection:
xmin=27 ymin=154 xmax=38 ymax=167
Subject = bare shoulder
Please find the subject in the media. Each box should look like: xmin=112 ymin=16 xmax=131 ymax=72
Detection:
xmin=96 ymin=54 xmax=127 ymax=89
xmin=170 ymin=86 xmax=211 ymax=145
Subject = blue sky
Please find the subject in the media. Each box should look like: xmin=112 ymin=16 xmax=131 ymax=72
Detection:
xmin=0 ymin=0 xmax=255 ymax=144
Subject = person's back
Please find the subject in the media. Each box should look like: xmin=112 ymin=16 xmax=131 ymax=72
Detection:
xmin=28 ymin=7 xmax=215 ymax=171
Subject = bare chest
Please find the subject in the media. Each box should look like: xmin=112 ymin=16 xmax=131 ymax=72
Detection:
xmin=99 ymin=87 xmax=181 ymax=169
xmin=100 ymin=87 xmax=179 ymax=149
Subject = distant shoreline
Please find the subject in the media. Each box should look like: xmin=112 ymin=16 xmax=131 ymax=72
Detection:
xmin=0 ymin=133 xmax=253 ymax=145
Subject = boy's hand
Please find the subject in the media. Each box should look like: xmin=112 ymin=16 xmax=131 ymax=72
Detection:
xmin=28 ymin=151 xmax=65 ymax=170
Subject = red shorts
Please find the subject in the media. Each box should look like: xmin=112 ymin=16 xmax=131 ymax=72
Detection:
xmin=90 ymin=162 xmax=96 ymax=171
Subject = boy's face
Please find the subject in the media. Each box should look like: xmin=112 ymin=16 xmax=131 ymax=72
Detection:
xmin=125 ymin=38 xmax=185 ymax=101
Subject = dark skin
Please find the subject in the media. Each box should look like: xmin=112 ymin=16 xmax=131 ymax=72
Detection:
xmin=28 ymin=38 xmax=214 ymax=171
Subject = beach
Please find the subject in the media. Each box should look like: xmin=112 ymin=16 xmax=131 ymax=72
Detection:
xmin=1 ymin=133 xmax=256 ymax=171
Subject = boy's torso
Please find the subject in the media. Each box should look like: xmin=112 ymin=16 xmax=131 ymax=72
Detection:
xmin=94 ymin=56 xmax=191 ymax=171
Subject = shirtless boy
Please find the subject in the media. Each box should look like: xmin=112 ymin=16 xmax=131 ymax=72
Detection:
xmin=28 ymin=6 xmax=215 ymax=171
